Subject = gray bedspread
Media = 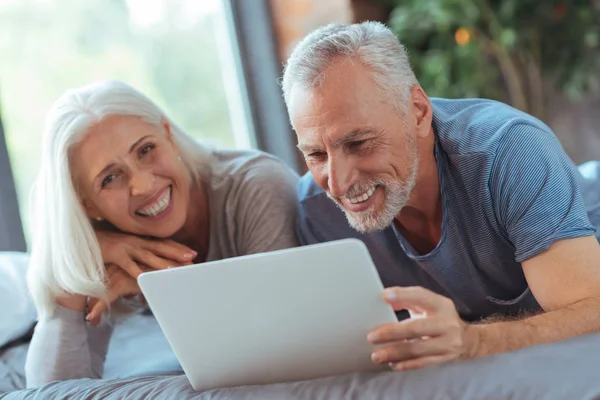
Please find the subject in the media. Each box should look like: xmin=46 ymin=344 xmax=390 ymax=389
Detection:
xmin=2 ymin=312 xmax=600 ymax=399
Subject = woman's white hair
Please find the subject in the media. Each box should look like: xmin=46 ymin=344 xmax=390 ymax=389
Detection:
xmin=281 ymin=21 xmax=418 ymax=115
xmin=27 ymin=79 xmax=213 ymax=319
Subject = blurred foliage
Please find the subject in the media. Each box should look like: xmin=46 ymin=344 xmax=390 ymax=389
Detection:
xmin=0 ymin=0 xmax=237 ymax=242
xmin=380 ymin=0 xmax=600 ymax=120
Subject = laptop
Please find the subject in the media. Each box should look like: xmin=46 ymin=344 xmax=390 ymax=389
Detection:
xmin=137 ymin=238 xmax=398 ymax=391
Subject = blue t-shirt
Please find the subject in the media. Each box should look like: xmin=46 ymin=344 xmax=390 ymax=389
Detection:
xmin=297 ymin=98 xmax=600 ymax=321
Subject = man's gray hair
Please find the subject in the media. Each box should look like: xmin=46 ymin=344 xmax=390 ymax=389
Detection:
xmin=281 ymin=21 xmax=418 ymax=113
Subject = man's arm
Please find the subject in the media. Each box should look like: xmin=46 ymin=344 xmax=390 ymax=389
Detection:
xmin=471 ymin=235 xmax=600 ymax=357
xmin=367 ymin=235 xmax=600 ymax=371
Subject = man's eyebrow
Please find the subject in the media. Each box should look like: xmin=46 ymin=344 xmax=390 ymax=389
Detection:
xmin=331 ymin=127 xmax=379 ymax=148
xmin=296 ymin=142 xmax=322 ymax=153
xmin=296 ymin=128 xmax=380 ymax=153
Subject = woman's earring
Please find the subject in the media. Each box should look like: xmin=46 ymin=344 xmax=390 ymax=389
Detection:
xmin=95 ymin=217 xmax=103 ymax=222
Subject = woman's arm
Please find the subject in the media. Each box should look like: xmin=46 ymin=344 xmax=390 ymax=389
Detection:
xmin=25 ymin=234 xmax=194 ymax=387
xmin=25 ymin=298 xmax=113 ymax=388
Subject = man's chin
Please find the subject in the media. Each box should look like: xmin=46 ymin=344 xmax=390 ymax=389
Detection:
xmin=344 ymin=209 xmax=393 ymax=233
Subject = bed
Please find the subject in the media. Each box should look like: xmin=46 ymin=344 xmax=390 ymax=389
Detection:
xmin=1 ymin=310 xmax=599 ymax=400
xmin=1 ymin=250 xmax=600 ymax=400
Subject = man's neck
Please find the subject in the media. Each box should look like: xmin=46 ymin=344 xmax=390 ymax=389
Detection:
xmin=394 ymin=132 xmax=442 ymax=252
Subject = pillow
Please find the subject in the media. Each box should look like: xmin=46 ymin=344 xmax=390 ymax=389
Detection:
xmin=0 ymin=252 xmax=36 ymax=348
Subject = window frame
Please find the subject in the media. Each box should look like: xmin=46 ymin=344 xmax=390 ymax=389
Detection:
xmin=0 ymin=0 xmax=301 ymax=251
xmin=223 ymin=0 xmax=302 ymax=173
xmin=0 ymin=112 xmax=26 ymax=252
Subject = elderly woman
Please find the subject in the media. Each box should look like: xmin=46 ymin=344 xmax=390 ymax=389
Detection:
xmin=25 ymin=80 xmax=299 ymax=387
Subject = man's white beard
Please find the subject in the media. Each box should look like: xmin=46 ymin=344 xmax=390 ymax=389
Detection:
xmin=327 ymin=155 xmax=419 ymax=233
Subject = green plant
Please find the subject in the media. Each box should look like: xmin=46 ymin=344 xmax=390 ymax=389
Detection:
xmin=382 ymin=0 xmax=600 ymax=121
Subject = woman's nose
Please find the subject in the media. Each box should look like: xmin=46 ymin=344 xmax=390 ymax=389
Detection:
xmin=130 ymin=169 xmax=156 ymax=197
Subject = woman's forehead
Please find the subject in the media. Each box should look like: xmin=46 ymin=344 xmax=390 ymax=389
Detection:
xmin=72 ymin=116 xmax=161 ymax=182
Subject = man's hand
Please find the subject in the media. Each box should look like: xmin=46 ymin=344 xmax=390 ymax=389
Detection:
xmin=96 ymin=230 xmax=197 ymax=278
xmin=86 ymin=264 xmax=143 ymax=325
xmin=368 ymin=286 xmax=478 ymax=371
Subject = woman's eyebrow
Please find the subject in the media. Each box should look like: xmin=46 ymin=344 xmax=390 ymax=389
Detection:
xmin=128 ymin=135 xmax=152 ymax=153
xmin=93 ymin=135 xmax=153 ymax=180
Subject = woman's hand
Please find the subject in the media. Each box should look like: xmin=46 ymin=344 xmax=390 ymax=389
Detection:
xmin=86 ymin=264 xmax=144 ymax=325
xmin=96 ymin=230 xmax=197 ymax=278
xmin=87 ymin=232 xmax=197 ymax=325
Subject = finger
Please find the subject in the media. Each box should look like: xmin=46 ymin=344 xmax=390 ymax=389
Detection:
xmin=118 ymin=259 xmax=145 ymax=278
xmin=134 ymin=249 xmax=176 ymax=271
xmin=383 ymin=287 xmax=454 ymax=314
xmin=368 ymin=317 xmax=448 ymax=344
xmin=87 ymin=297 xmax=98 ymax=314
xmin=90 ymin=314 xmax=102 ymax=327
xmin=87 ymin=288 xmax=121 ymax=322
xmin=389 ymin=354 xmax=455 ymax=371
xmin=106 ymin=264 xmax=120 ymax=279
xmin=86 ymin=276 xmax=124 ymax=322
xmin=138 ymin=263 xmax=153 ymax=272
xmin=371 ymin=337 xmax=450 ymax=365
xmin=86 ymin=299 xmax=108 ymax=325
xmin=111 ymin=269 xmax=142 ymax=297
xmin=142 ymin=239 xmax=197 ymax=262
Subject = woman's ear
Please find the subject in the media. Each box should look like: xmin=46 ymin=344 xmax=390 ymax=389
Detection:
xmin=82 ymin=199 xmax=102 ymax=222
xmin=162 ymin=118 xmax=174 ymax=143
xmin=161 ymin=118 xmax=182 ymax=159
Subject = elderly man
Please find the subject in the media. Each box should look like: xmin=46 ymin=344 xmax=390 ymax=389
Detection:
xmin=281 ymin=21 xmax=600 ymax=371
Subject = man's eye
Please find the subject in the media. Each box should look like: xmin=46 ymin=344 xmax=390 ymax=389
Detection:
xmin=101 ymin=174 xmax=116 ymax=188
xmin=307 ymin=152 xmax=326 ymax=160
xmin=348 ymin=140 xmax=367 ymax=150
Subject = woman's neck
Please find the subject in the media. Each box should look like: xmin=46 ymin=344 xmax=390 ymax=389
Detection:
xmin=172 ymin=176 xmax=210 ymax=263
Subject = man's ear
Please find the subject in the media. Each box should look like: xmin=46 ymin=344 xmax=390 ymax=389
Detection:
xmin=409 ymin=85 xmax=433 ymax=139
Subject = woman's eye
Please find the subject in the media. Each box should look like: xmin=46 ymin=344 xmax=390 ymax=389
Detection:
xmin=101 ymin=174 xmax=116 ymax=188
xmin=140 ymin=144 xmax=154 ymax=157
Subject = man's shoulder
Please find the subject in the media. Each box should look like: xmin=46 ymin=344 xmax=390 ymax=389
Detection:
xmin=298 ymin=172 xmax=338 ymax=213
xmin=431 ymin=98 xmax=554 ymax=156
xmin=298 ymin=172 xmax=325 ymax=200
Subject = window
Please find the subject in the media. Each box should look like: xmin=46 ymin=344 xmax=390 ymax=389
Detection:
xmin=0 ymin=0 xmax=253 ymax=244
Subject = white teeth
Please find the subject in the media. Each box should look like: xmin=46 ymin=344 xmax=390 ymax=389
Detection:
xmin=137 ymin=188 xmax=171 ymax=217
xmin=346 ymin=185 xmax=376 ymax=204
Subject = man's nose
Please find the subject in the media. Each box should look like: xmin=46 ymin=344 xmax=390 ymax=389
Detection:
xmin=327 ymin=155 xmax=356 ymax=198
xmin=130 ymin=169 xmax=156 ymax=197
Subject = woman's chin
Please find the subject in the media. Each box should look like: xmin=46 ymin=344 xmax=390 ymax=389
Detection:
xmin=113 ymin=215 xmax=185 ymax=239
